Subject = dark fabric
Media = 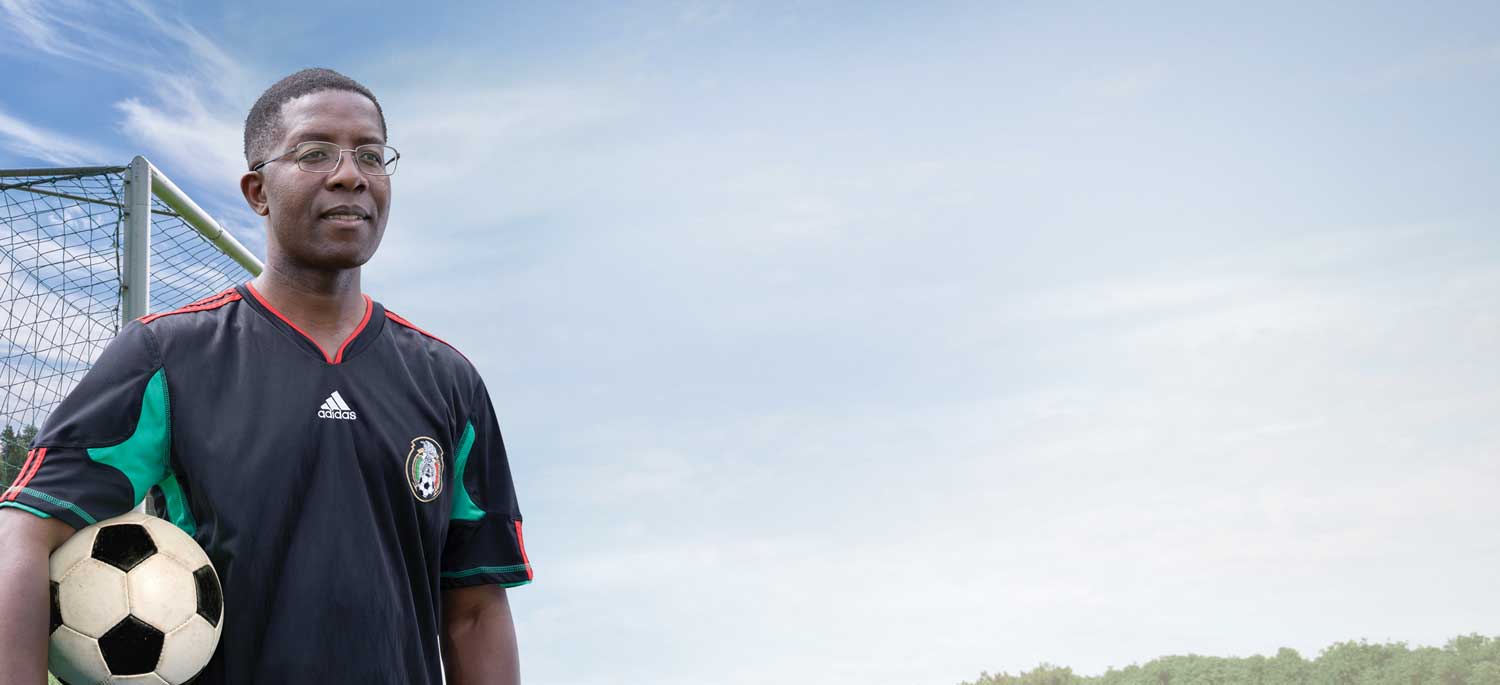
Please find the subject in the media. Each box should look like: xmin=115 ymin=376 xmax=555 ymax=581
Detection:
xmin=440 ymin=378 xmax=530 ymax=589
xmin=3 ymin=284 xmax=529 ymax=685
xmin=4 ymin=320 xmax=167 ymax=529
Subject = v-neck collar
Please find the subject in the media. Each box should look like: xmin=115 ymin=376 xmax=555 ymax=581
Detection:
xmin=238 ymin=282 xmax=384 ymax=365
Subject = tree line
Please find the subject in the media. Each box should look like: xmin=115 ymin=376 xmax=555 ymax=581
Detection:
xmin=1 ymin=423 xmax=39 ymax=487
xmin=962 ymin=634 xmax=1500 ymax=685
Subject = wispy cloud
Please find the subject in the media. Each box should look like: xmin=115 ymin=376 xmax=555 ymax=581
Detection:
xmin=0 ymin=0 xmax=257 ymax=193
xmin=116 ymin=79 xmax=247 ymax=192
xmin=1359 ymin=42 xmax=1500 ymax=90
xmin=678 ymin=0 xmax=735 ymax=28
xmin=0 ymin=0 xmax=118 ymax=66
xmin=1079 ymin=63 xmax=1169 ymax=99
xmin=0 ymin=107 xmax=113 ymax=166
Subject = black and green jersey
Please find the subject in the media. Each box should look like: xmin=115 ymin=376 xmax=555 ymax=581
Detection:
xmin=0 ymin=283 xmax=531 ymax=685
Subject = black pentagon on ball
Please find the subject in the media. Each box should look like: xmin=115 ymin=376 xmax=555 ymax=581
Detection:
xmin=91 ymin=523 xmax=157 ymax=572
xmin=195 ymin=564 xmax=223 ymax=627
xmin=98 ymin=614 xmax=164 ymax=676
xmin=49 ymin=580 xmax=61 ymax=634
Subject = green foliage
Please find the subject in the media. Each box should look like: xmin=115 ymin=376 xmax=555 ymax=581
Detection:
xmin=965 ymin=663 xmax=1087 ymax=685
xmin=1 ymin=423 xmax=39 ymax=486
xmin=961 ymin=635 xmax=1500 ymax=685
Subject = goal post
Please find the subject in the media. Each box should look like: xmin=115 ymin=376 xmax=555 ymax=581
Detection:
xmin=0 ymin=157 xmax=263 ymax=486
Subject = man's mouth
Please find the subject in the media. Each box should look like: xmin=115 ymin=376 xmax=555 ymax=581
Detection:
xmin=321 ymin=205 xmax=370 ymax=222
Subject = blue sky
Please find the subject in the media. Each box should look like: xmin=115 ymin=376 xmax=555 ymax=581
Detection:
xmin=4 ymin=2 xmax=1500 ymax=683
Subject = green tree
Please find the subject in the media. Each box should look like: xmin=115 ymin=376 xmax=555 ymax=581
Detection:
xmin=1266 ymin=647 xmax=1312 ymax=685
xmin=1 ymin=423 xmax=38 ymax=485
xmin=963 ymin=664 xmax=1086 ymax=685
xmin=1314 ymin=640 xmax=1406 ymax=684
xmin=961 ymin=635 xmax=1500 ymax=685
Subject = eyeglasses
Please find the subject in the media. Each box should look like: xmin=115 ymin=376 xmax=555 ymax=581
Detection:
xmin=251 ymin=141 xmax=401 ymax=176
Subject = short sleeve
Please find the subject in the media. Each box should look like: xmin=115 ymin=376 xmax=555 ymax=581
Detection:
xmin=440 ymin=377 xmax=532 ymax=590
xmin=0 ymin=320 xmax=171 ymax=529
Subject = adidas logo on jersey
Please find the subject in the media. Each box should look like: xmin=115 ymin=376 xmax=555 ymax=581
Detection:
xmin=317 ymin=390 xmax=358 ymax=420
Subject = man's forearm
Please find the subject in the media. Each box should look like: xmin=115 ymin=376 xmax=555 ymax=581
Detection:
xmin=441 ymin=590 xmax=520 ymax=685
xmin=0 ymin=512 xmax=61 ymax=683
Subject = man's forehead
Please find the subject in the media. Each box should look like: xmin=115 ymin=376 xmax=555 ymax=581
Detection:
xmin=278 ymin=90 xmax=384 ymax=143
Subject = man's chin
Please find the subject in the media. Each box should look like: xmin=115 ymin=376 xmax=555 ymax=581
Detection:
xmin=292 ymin=248 xmax=376 ymax=272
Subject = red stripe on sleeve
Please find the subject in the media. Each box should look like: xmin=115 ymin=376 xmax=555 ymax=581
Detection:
xmin=515 ymin=520 xmax=533 ymax=580
xmin=138 ymin=289 xmax=241 ymax=324
xmin=3 ymin=448 xmax=38 ymax=501
xmin=5 ymin=447 xmax=46 ymax=502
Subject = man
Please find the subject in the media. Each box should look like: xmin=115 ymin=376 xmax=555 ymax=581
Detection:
xmin=0 ymin=68 xmax=529 ymax=684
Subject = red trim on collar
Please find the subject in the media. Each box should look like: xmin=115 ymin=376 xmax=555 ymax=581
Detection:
xmin=244 ymin=282 xmax=372 ymax=365
xmin=333 ymin=297 xmax=375 ymax=364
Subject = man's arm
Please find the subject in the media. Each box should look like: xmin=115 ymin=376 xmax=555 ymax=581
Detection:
xmin=441 ymin=585 xmax=520 ymax=685
xmin=0 ymin=508 xmax=77 ymax=682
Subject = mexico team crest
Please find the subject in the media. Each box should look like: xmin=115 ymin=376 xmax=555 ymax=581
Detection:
xmin=405 ymin=436 xmax=444 ymax=502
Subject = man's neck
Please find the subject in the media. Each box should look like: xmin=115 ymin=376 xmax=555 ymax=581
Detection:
xmin=249 ymin=263 xmax=366 ymax=333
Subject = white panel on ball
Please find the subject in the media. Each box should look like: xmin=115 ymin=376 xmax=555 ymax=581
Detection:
xmin=108 ymin=672 xmax=170 ymax=685
xmin=156 ymin=614 xmax=220 ymax=684
xmin=47 ymin=624 xmax=112 ymax=684
xmin=127 ymin=554 xmax=198 ymax=632
xmin=47 ymin=525 xmax=96 ymax=580
xmin=57 ymin=558 xmax=130 ymax=638
xmin=141 ymin=517 xmax=211 ymax=567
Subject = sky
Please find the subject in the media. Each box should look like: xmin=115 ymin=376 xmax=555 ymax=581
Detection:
xmin=3 ymin=1 xmax=1500 ymax=683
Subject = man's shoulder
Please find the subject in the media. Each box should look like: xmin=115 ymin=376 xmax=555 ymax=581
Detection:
xmin=117 ymin=287 xmax=246 ymax=357
xmin=136 ymin=287 xmax=245 ymax=332
xmin=380 ymin=307 xmax=475 ymax=374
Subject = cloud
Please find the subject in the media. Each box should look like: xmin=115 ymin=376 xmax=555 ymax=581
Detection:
xmin=1359 ymin=42 xmax=1500 ymax=90
xmin=0 ymin=0 xmax=117 ymax=66
xmin=115 ymin=79 xmax=247 ymax=193
xmin=0 ymin=0 xmax=257 ymax=196
xmin=504 ymin=214 xmax=1500 ymax=683
xmin=0 ymin=107 xmax=113 ymax=166
xmin=678 ymin=0 xmax=735 ymax=27
xmin=1079 ymin=63 xmax=1169 ymax=99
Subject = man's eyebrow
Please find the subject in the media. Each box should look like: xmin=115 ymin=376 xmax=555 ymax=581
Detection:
xmin=287 ymin=131 xmax=386 ymax=145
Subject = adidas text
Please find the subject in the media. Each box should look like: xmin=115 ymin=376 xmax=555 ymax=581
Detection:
xmin=318 ymin=408 xmax=358 ymax=420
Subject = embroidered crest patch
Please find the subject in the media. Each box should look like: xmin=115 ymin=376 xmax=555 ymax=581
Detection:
xmin=405 ymin=436 xmax=444 ymax=502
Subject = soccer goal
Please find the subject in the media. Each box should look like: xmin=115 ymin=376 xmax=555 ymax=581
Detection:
xmin=0 ymin=156 xmax=263 ymax=486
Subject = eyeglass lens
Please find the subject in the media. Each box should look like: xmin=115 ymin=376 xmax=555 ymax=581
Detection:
xmin=294 ymin=142 xmax=399 ymax=175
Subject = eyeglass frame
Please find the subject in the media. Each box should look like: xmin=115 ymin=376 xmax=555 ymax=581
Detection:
xmin=249 ymin=141 xmax=401 ymax=176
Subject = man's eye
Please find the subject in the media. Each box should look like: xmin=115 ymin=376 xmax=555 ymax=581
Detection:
xmin=299 ymin=150 xmax=330 ymax=161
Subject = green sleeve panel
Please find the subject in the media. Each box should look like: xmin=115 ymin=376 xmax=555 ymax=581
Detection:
xmin=449 ymin=421 xmax=485 ymax=522
xmin=86 ymin=368 xmax=171 ymax=507
xmin=3 ymin=487 xmax=96 ymax=525
xmin=0 ymin=501 xmax=52 ymax=520
xmin=156 ymin=471 xmax=196 ymax=536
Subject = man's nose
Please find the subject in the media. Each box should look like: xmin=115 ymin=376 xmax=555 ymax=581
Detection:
xmin=323 ymin=150 xmax=368 ymax=190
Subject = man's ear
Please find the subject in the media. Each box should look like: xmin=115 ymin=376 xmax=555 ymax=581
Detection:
xmin=241 ymin=171 xmax=270 ymax=216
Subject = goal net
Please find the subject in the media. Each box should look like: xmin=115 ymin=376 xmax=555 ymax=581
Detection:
xmin=0 ymin=158 xmax=262 ymax=486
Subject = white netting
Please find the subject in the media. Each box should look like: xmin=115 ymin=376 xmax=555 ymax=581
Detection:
xmin=0 ymin=167 xmax=255 ymax=482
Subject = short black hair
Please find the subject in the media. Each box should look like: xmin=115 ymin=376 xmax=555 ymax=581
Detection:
xmin=243 ymin=68 xmax=388 ymax=169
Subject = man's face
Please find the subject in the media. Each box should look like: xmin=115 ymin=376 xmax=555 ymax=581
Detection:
xmin=244 ymin=90 xmax=390 ymax=271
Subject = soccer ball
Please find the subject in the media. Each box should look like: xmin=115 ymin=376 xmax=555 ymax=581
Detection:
xmin=48 ymin=512 xmax=223 ymax=685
